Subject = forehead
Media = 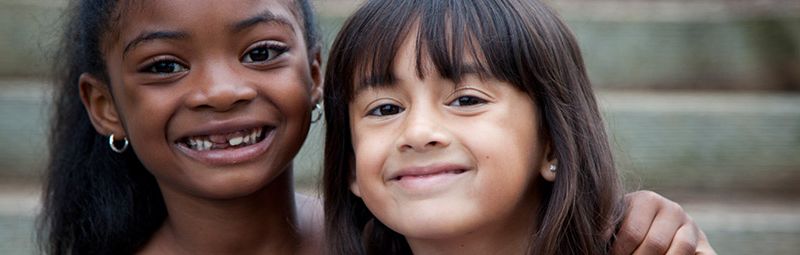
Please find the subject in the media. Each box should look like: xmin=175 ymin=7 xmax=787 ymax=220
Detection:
xmin=352 ymin=23 xmax=491 ymax=92
xmin=107 ymin=0 xmax=302 ymax=48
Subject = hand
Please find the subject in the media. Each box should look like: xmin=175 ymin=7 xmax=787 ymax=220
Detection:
xmin=612 ymin=191 xmax=717 ymax=255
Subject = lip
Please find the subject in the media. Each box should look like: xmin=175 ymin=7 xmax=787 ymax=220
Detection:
xmin=172 ymin=119 xmax=276 ymax=166
xmin=387 ymin=163 xmax=470 ymax=193
xmin=173 ymin=119 xmax=273 ymax=140
xmin=387 ymin=163 xmax=469 ymax=181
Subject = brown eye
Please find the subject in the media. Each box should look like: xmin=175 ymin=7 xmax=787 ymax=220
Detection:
xmin=368 ymin=104 xmax=404 ymax=116
xmin=242 ymin=42 xmax=288 ymax=63
xmin=449 ymin=96 xmax=486 ymax=106
xmin=143 ymin=60 xmax=187 ymax=74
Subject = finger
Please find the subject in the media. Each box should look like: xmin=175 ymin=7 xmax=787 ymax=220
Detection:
xmin=612 ymin=191 xmax=660 ymax=255
xmin=631 ymin=200 xmax=685 ymax=255
xmin=694 ymin=228 xmax=717 ymax=255
xmin=664 ymin=224 xmax=697 ymax=255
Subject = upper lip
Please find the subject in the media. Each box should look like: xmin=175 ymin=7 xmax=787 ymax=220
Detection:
xmin=172 ymin=118 xmax=275 ymax=142
xmin=386 ymin=163 xmax=470 ymax=181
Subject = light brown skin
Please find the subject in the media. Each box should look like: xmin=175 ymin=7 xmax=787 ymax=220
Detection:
xmin=76 ymin=0 xmax=713 ymax=254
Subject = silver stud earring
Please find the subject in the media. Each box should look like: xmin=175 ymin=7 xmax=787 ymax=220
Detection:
xmin=108 ymin=133 xmax=129 ymax=153
xmin=549 ymin=164 xmax=557 ymax=172
xmin=311 ymin=103 xmax=323 ymax=123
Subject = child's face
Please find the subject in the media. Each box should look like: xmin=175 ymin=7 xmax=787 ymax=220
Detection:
xmin=348 ymin=36 xmax=550 ymax=241
xmin=89 ymin=0 xmax=320 ymax=199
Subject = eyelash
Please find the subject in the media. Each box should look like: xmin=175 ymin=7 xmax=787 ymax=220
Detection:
xmin=140 ymin=56 xmax=188 ymax=75
xmin=448 ymin=95 xmax=487 ymax=107
xmin=367 ymin=103 xmax=405 ymax=117
xmin=136 ymin=41 xmax=288 ymax=75
xmin=365 ymin=95 xmax=487 ymax=117
xmin=241 ymin=41 xmax=289 ymax=64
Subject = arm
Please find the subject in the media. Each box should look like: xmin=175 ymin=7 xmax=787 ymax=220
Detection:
xmin=613 ymin=191 xmax=716 ymax=255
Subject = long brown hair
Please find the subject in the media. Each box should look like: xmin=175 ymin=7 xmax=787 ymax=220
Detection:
xmin=323 ymin=0 xmax=624 ymax=254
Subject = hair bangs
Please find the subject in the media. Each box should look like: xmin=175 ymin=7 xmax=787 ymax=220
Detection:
xmin=339 ymin=0 xmax=532 ymax=103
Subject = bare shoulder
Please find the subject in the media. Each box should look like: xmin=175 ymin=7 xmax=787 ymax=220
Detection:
xmin=295 ymin=192 xmax=324 ymax=254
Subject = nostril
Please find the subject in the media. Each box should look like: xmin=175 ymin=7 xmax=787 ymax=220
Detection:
xmin=186 ymin=85 xmax=256 ymax=111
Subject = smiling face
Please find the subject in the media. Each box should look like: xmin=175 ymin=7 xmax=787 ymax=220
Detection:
xmin=348 ymin=34 xmax=552 ymax=243
xmin=84 ymin=0 xmax=320 ymax=199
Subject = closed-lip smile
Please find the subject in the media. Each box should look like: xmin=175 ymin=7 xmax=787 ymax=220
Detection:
xmin=389 ymin=164 xmax=468 ymax=181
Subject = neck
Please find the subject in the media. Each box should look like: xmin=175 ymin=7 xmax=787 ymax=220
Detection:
xmin=406 ymin=223 xmax=534 ymax=255
xmin=147 ymin=169 xmax=301 ymax=255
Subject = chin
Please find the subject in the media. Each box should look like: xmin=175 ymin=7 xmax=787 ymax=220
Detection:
xmin=385 ymin=209 xmax=477 ymax=240
xmin=193 ymin=170 xmax=281 ymax=200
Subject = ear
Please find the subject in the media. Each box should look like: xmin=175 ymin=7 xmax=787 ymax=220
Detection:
xmin=540 ymin=143 xmax=557 ymax=182
xmin=349 ymin=175 xmax=362 ymax=198
xmin=308 ymin=46 xmax=323 ymax=104
xmin=79 ymin=73 xmax=126 ymax=138
xmin=348 ymin=157 xmax=362 ymax=198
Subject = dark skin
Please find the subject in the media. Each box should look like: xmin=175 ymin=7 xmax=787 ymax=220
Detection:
xmin=77 ymin=0 xmax=713 ymax=254
xmin=81 ymin=0 xmax=322 ymax=254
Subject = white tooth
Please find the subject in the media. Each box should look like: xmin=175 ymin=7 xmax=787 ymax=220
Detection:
xmin=243 ymin=134 xmax=251 ymax=144
xmin=229 ymin=136 xmax=244 ymax=146
xmin=256 ymin=127 xmax=262 ymax=138
xmin=189 ymin=138 xmax=199 ymax=150
xmin=203 ymin=140 xmax=212 ymax=150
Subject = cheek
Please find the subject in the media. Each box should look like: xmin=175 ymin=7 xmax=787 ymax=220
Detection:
xmin=350 ymin=125 xmax=395 ymax=204
xmin=115 ymin=86 xmax=177 ymax=146
xmin=471 ymin=113 xmax=542 ymax=196
xmin=352 ymin=129 xmax=386 ymax=182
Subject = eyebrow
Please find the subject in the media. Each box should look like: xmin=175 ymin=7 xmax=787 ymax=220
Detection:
xmin=121 ymin=10 xmax=294 ymax=58
xmin=123 ymin=30 xmax=188 ymax=57
xmin=231 ymin=9 xmax=296 ymax=34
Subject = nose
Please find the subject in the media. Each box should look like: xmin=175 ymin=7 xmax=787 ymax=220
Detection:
xmin=185 ymin=63 xmax=257 ymax=111
xmin=397 ymin=107 xmax=452 ymax=152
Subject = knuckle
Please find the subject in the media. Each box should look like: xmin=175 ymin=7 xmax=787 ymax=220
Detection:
xmin=618 ymin=225 xmax=648 ymax=244
xmin=673 ymin=231 xmax=698 ymax=253
xmin=643 ymin=234 xmax=671 ymax=253
xmin=665 ymin=200 xmax=684 ymax=215
xmin=625 ymin=190 xmax=660 ymax=205
xmin=673 ymin=241 xmax=697 ymax=255
xmin=642 ymin=190 xmax=663 ymax=205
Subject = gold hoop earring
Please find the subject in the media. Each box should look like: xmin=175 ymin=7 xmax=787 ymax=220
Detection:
xmin=109 ymin=133 xmax=129 ymax=153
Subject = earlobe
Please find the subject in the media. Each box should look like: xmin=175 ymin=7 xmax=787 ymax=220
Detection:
xmin=349 ymin=180 xmax=362 ymax=198
xmin=540 ymin=142 xmax=557 ymax=182
xmin=78 ymin=73 xmax=125 ymax=137
xmin=540 ymin=160 xmax=557 ymax=182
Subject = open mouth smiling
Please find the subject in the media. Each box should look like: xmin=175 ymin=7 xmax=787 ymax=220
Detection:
xmin=176 ymin=126 xmax=272 ymax=151
xmin=173 ymin=125 xmax=277 ymax=166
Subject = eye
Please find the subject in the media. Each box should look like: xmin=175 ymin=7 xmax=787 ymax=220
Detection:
xmin=449 ymin=95 xmax=487 ymax=107
xmin=142 ymin=59 xmax=188 ymax=74
xmin=367 ymin=104 xmax=404 ymax=116
xmin=242 ymin=41 xmax=288 ymax=63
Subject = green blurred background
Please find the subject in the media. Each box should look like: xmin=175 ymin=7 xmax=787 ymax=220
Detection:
xmin=1 ymin=0 xmax=798 ymax=254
